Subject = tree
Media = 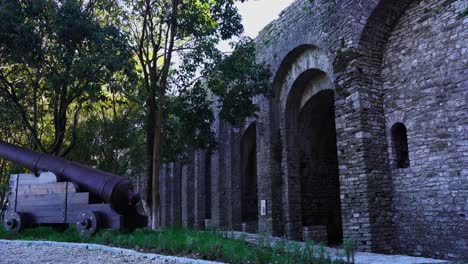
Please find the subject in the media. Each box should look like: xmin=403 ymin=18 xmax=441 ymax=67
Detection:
xmin=0 ymin=96 xmax=25 ymax=219
xmin=68 ymin=89 xmax=146 ymax=178
xmin=0 ymin=0 xmax=134 ymax=155
xmin=123 ymin=0 xmax=270 ymax=228
xmin=0 ymin=0 xmax=270 ymax=229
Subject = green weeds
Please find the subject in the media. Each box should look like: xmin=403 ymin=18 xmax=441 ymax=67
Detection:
xmin=343 ymin=238 xmax=358 ymax=264
xmin=0 ymin=225 xmax=351 ymax=264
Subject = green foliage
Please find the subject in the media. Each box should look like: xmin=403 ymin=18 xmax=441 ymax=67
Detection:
xmin=164 ymin=37 xmax=270 ymax=162
xmin=177 ymin=0 xmax=243 ymax=41
xmin=0 ymin=0 xmax=271 ymax=227
xmin=0 ymin=150 xmax=26 ymax=221
xmin=343 ymin=238 xmax=358 ymax=264
xmin=457 ymin=8 xmax=468 ymax=20
xmin=0 ymin=226 xmax=346 ymax=264
xmin=161 ymin=84 xmax=216 ymax=162
xmin=0 ymin=169 xmax=9 ymax=221
xmin=208 ymin=38 xmax=271 ymax=124
xmin=67 ymin=95 xmax=145 ymax=177
xmin=333 ymin=48 xmax=361 ymax=73
xmin=0 ymin=0 xmax=134 ymax=155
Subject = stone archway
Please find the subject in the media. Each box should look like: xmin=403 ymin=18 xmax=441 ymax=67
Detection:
xmin=272 ymin=45 xmax=339 ymax=241
xmin=297 ymin=89 xmax=343 ymax=244
xmin=240 ymin=123 xmax=258 ymax=232
xmin=282 ymin=67 xmax=342 ymax=243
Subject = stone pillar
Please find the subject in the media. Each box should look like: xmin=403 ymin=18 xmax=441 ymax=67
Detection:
xmin=334 ymin=68 xmax=392 ymax=252
xmin=256 ymin=96 xmax=282 ymax=236
xmin=211 ymin=120 xmax=228 ymax=228
xmin=210 ymin=148 xmax=221 ymax=227
xmin=193 ymin=150 xmax=206 ymax=229
xmin=181 ymin=152 xmax=195 ymax=228
xmin=170 ymin=162 xmax=182 ymax=225
xmin=230 ymin=126 xmax=242 ymax=231
xmin=160 ymin=163 xmax=170 ymax=226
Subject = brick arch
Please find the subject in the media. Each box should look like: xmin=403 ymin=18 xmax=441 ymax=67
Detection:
xmin=318 ymin=0 xmax=420 ymax=253
xmin=278 ymin=65 xmax=337 ymax=240
xmin=283 ymin=70 xmax=335 ymax=144
xmin=378 ymin=0 xmax=466 ymax=259
xmin=340 ymin=0 xmax=467 ymax=255
xmin=286 ymin=69 xmax=335 ymax=116
xmin=347 ymin=0 xmax=416 ymax=253
xmin=356 ymin=0 xmax=413 ymax=72
xmin=272 ymin=45 xmax=333 ymax=108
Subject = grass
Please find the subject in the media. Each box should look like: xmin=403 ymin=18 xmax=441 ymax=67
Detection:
xmin=0 ymin=225 xmax=349 ymax=264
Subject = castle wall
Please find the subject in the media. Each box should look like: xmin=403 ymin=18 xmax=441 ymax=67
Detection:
xmin=381 ymin=0 xmax=467 ymax=258
xmin=158 ymin=0 xmax=467 ymax=260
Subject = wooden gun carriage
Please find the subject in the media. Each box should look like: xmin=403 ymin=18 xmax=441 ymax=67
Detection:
xmin=0 ymin=140 xmax=147 ymax=235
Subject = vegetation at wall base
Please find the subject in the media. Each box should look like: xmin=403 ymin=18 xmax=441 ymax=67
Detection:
xmin=0 ymin=226 xmax=350 ymax=264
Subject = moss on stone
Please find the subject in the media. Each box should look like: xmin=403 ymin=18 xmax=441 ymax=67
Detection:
xmin=333 ymin=49 xmax=360 ymax=73
xmin=457 ymin=8 xmax=468 ymax=20
xmin=335 ymin=84 xmax=351 ymax=98
xmin=273 ymin=129 xmax=283 ymax=162
xmin=417 ymin=13 xmax=432 ymax=23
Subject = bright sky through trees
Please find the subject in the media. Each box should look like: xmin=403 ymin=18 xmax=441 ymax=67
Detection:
xmin=219 ymin=0 xmax=294 ymax=51
xmin=237 ymin=0 xmax=294 ymax=38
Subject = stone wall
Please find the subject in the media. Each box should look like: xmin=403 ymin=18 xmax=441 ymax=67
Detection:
xmin=381 ymin=0 xmax=467 ymax=258
xmin=158 ymin=0 xmax=467 ymax=260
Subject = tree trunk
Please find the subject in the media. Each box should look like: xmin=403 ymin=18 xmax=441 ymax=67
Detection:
xmin=151 ymin=93 xmax=164 ymax=229
xmin=146 ymin=0 xmax=179 ymax=230
xmin=145 ymin=95 xmax=155 ymax=208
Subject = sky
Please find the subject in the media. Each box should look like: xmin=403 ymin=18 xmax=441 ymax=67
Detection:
xmin=236 ymin=0 xmax=294 ymax=38
xmin=218 ymin=0 xmax=294 ymax=51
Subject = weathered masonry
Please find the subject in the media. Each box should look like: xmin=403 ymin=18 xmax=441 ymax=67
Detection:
xmin=158 ymin=0 xmax=468 ymax=260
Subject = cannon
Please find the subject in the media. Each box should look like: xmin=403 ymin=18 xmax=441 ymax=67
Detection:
xmin=0 ymin=140 xmax=147 ymax=235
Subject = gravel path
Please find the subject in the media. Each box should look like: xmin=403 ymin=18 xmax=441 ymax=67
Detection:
xmin=0 ymin=240 xmax=222 ymax=264
xmin=0 ymin=243 xmax=164 ymax=264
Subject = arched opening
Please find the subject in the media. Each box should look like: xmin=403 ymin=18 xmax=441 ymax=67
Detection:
xmin=298 ymin=90 xmax=343 ymax=244
xmin=391 ymin=123 xmax=409 ymax=168
xmin=285 ymin=69 xmax=342 ymax=244
xmin=240 ymin=123 xmax=258 ymax=230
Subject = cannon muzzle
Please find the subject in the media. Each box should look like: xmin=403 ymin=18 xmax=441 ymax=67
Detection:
xmin=0 ymin=140 xmax=140 ymax=214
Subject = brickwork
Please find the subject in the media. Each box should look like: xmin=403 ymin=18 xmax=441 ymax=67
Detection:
xmin=381 ymin=1 xmax=467 ymax=258
xmin=181 ymin=151 xmax=195 ymax=228
xmin=193 ymin=150 xmax=206 ymax=229
xmin=158 ymin=0 xmax=467 ymax=260
xmin=240 ymin=123 xmax=258 ymax=224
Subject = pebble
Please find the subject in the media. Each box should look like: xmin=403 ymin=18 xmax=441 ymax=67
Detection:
xmin=0 ymin=244 xmax=171 ymax=264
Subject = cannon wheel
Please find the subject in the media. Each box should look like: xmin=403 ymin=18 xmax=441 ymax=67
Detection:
xmin=3 ymin=212 xmax=24 ymax=233
xmin=76 ymin=210 xmax=100 ymax=236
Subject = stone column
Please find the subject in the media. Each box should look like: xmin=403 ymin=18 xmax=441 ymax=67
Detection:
xmin=211 ymin=120 xmax=228 ymax=228
xmin=159 ymin=163 xmax=169 ymax=226
xmin=193 ymin=150 xmax=206 ymax=229
xmin=230 ymin=126 xmax=242 ymax=231
xmin=256 ymin=96 xmax=282 ymax=236
xmin=334 ymin=68 xmax=392 ymax=252
xmin=171 ymin=162 xmax=182 ymax=225
xmin=181 ymin=152 xmax=195 ymax=228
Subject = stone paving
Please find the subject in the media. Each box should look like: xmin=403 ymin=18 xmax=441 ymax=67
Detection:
xmin=229 ymin=231 xmax=451 ymax=264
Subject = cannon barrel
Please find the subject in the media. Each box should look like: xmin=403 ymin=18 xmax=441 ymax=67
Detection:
xmin=0 ymin=140 xmax=140 ymax=214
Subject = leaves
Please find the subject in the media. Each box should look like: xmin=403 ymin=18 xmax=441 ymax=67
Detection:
xmin=0 ymin=0 xmax=134 ymax=155
xmin=208 ymin=38 xmax=271 ymax=124
xmin=162 ymin=82 xmax=216 ymax=161
xmin=0 ymin=0 xmax=271 ymax=218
